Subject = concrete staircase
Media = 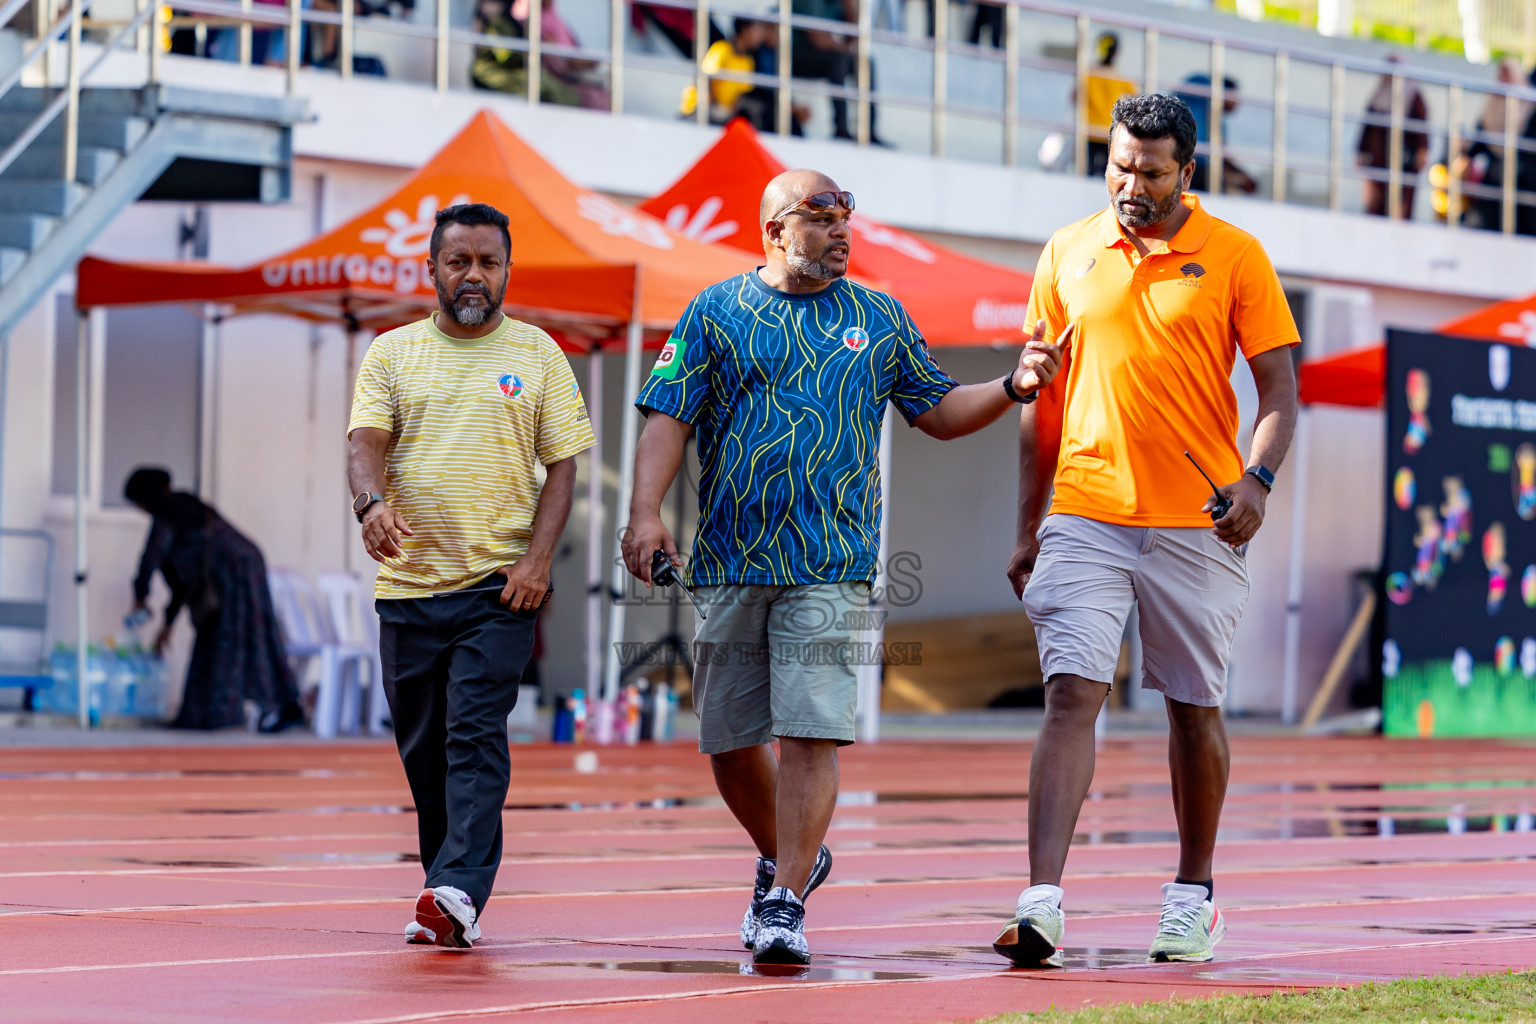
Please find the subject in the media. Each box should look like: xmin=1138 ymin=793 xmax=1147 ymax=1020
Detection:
xmin=0 ymin=84 xmax=307 ymax=332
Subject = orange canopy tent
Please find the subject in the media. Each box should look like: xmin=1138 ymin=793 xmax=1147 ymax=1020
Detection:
xmin=1297 ymin=297 xmax=1534 ymax=408
xmin=637 ymin=118 xmax=1035 ymax=347
xmin=78 ymin=109 xmax=753 ymax=339
xmin=70 ymin=110 xmax=756 ymax=712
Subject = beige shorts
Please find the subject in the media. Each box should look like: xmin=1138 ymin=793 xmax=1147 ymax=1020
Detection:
xmin=690 ymin=582 xmax=872 ymax=754
xmin=1022 ymin=513 xmax=1249 ymax=707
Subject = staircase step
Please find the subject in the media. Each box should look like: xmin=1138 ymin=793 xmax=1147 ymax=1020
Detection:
xmin=0 ymin=88 xmax=150 ymax=118
xmin=0 ymin=213 xmax=58 ymax=251
xmin=0 ymin=114 xmax=149 ymax=152
xmin=0 ymin=180 xmax=87 ymax=215
xmin=0 ymin=246 xmax=25 ymax=287
xmin=1 ymin=145 xmax=122 ymax=185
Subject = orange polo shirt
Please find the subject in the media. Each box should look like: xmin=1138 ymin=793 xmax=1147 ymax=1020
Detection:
xmin=1027 ymin=194 xmax=1299 ymax=527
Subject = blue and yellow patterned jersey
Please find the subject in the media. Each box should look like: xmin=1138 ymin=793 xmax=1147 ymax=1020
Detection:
xmin=635 ymin=271 xmax=957 ymax=586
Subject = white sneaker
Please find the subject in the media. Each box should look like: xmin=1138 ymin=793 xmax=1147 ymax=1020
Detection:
xmin=992 ymin=883 xmax=1065 ymax=967
xmin=414 ymin=885 xmax=482 ymax=948
xmin=1147 ymin=882 xmax=1225 ymax=963
xmin=405 ymin=920 xmax=435 ymax=944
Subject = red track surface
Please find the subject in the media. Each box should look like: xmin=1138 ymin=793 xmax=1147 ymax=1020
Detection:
xmin=2 ymin=735 xmax=1534 ymax=1023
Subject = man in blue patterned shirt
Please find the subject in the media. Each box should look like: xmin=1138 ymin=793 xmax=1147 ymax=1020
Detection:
xmin=622 ymin=169 xmax=1066 ymax=965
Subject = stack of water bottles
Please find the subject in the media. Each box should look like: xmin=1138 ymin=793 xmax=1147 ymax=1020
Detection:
xmin=32 ymin=610 xmax=170 ymax=723
xmin=552 ymin=680 xmax=676 ymax=745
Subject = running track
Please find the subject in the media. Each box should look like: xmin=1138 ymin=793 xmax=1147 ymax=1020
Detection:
xmin=2 ymin=735 xmax=1534 ymax=1022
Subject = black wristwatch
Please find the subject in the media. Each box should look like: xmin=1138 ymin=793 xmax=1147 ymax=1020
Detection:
xmin=352 ymin=491 xmax=384 ymax=523
xmin=1002 ymin=372 xmax=1038 ymax=405
xmin=1245 ymin=465 xmax=1275 ymax=492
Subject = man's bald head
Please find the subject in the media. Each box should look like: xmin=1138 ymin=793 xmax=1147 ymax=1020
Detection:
xmin=760 ymin=169 xmax=842 ymax=226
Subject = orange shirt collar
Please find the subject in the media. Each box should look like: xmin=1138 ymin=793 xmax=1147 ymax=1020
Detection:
xmin=1098 ymin=193 xmax=1212 ymax=253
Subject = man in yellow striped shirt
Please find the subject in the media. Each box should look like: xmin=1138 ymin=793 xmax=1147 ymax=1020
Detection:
xmin=347 ymin=203 xmax=594 ymax=949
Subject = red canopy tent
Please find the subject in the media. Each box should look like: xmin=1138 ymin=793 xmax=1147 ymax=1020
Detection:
xmin=68 ymin=111 xmax=756 ymax=718
xmin=1297 ymin=296 xmax=1535 ymax=408
xmin=637 ymin=118 xmax=1035 ymax=347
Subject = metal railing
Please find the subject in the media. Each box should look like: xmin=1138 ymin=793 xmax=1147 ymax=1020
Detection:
xmin=7 ymin=0 xmax=1536 ymax=232
xmin=0 ymin=0 xmax=157 ymax=183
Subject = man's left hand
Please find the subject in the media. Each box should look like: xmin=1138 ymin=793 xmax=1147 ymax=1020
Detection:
xmin=497 ymin=558 xmax=552 ymax=612
xmin=1208 ymin=474 xmax=1267 ymax=547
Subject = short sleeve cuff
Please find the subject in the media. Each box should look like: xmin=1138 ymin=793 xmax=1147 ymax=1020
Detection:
xmin=892 ymin=380 xmax=957 ymax=425
xmin=1238 ymin=332 xmax=1301 ymax=360
xmin=635 ymin=397 xmax=701 ymax=424
xmin=347 ymin=413 xmax=393 ymax=436
xmin=539 ymin=435 xmax=596 ymax=465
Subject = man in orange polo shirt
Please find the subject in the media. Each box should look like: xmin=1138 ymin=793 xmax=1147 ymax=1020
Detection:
xmin=994 ymin=93 xmax=1299 ymax=967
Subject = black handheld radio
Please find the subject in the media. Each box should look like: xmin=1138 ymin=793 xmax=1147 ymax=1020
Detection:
xmin=1183 ymin=451 xmax=1231 ymax=522
xmin=649 ymin=550 xmax=706 ymax=620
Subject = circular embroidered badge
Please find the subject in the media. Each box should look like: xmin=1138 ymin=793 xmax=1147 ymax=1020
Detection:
xmin=843 ymin=327 xmax=870 ymax=352
xmin=498 ymin=373 xmax=524 ymax=398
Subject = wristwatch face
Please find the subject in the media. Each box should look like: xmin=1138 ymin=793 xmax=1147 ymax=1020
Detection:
xmin=352 ymin=492 xmax=374 ymax=514
xmin=1248 ymin=466 xmax=1275 ymax=490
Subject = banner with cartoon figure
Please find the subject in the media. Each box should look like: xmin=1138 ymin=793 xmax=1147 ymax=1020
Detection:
xmin=1382 ymin=329 xmax=1536 ymax=737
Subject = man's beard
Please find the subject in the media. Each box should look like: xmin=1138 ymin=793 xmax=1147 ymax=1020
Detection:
xmin=1112 ymin=179 xmax=1184 ymax=228
xmin=438 ymin=280 xmax=504 ymax=327
xmin=784 ymin=233 xmax=846 ymax=281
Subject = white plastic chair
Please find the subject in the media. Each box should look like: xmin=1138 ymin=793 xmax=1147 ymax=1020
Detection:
xmin=316 ymin=571 xmax=387 ymax=737
xmin=268 ymin=569 xmax=378 ymax=738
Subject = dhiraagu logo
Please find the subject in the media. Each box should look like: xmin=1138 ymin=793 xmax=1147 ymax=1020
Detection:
xmin=652 ymin=337 xmax=686 ymax=379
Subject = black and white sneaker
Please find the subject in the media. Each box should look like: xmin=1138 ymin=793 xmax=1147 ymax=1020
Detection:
xmin=739 ymin=845 xmax=832 ymax=948
xmin=752 ymin=887 xmax=810 ymax=965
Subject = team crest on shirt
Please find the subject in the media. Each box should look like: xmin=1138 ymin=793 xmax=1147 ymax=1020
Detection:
xmin=1179 ymin=262 xmax=1206 ymax=288
xmin=842 ymin=326 xmax=870 ymax=352
xmin=498 ymin=373 xmax=524 ymax=398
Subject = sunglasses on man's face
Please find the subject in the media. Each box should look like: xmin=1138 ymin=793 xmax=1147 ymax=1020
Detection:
xmin=773 ymin=190 xmax=856 ymax=221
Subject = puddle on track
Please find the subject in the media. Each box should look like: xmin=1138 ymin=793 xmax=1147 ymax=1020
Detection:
xmin=526 ymin=958 xmax=927 ymax=981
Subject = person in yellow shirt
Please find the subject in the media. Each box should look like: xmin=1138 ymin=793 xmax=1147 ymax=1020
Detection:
xmin=682 ymin=18 xmax=777 ymax=125
xmin=993 ymin=94 xmax=1298 ymax=968
xmin=347 ymin=203 xmax=594 ymax=950
xmin=1082 ymin=32 xmax=1136 ymax=177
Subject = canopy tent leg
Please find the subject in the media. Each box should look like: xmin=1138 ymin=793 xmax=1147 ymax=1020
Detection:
xmin=74 ymin=308 xmax=90 ymax=729
xmin=603 ymin=277 xmax=645 ymax=703
xmin=856 ymin=405 xmax=894 ymax=744
xmin=1280 ymin=407 xmax=1312 ymax=725
xmin=584 ymin=349 xmax=604 ymax=703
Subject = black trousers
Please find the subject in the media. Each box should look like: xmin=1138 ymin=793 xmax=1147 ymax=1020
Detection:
xmin=377 ymin=582 xmax=535 ymax=915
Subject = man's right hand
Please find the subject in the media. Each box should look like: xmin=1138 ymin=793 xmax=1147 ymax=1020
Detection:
xmin=1006 ymin=536 xmax=1041 ymax=601
xmin=622 ymin=513 xmax=680 ymax=588
xmin=361 ymin=502 xmax=414 ymax=562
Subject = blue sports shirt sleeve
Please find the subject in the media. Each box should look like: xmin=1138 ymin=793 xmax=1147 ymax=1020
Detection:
xmin=888 ymin=304 xmax=958 ymax=424
xmin=635 ymin=296 xmax=713 ymax=423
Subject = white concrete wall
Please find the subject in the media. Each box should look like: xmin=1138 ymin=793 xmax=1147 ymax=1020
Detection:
xmin=7 ymin=53 xmax=1534 ymax=717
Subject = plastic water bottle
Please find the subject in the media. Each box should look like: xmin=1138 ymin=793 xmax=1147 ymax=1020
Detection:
xmin=124 ymin=608 xmax=151 ymax=630
xmin=571 ymin=688 xmax=588 ymax=744
xmin=652 ymin=681 xmax=675 ymax=743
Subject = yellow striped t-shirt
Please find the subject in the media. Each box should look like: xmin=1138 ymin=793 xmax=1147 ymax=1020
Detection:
xmin=348 ymin=314 xmax=595 ymax=599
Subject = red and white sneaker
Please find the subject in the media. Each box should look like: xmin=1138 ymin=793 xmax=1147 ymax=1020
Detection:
xmin=404 ymin=920 xmax=435 ymax=944
xmin=414 ymin=886 xmax=481 ymax=948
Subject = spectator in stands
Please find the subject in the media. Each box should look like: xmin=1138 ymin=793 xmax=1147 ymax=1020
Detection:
xmin=1357 ymin=55 xmax=1428 ymax=218
xmin=969 ymin=2 xmax=1004 ymax=48
xmin=1457 ymin=56 xmax=1527 ymax=231
xmin=473 ymin=0 xmax=609 ymax=109
xmin=124 ymin=467 xmax=303 ymax=733
xmin=792 ymin=0 xmax=883 ymax=143
xmin=1177 ymin=74 xmax=1257 ymax=194
xmin=1080 ymin=32 xmax=1135 ymax=177
xmin=682 ymin=17 xmax=809 ymax=134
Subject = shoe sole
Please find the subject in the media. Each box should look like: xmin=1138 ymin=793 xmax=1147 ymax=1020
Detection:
xmin=415 ymin=890 xmax=472 ymax=949
xmin=993 ymin=921 xmax=1063 ymax=968
xmin=741 ymin=846 xmax=834 ymax=950
xmin=753 ymin=940 xmax=810 ymax=966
